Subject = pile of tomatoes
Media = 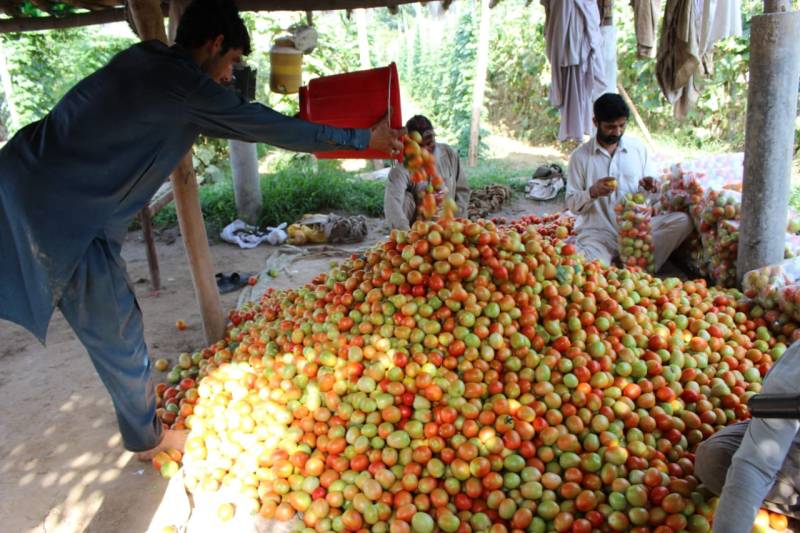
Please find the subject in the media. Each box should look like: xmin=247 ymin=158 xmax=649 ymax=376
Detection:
xmin=153 ymin=212 xmax=798 ymax=532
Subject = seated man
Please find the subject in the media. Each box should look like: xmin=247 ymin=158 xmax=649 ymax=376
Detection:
xmin=566 ymin=93 xmax=692 ymax=271
xmin=695 ymin=341 xmax=800 ymax=532
xmin=384 ymin=115 xmax=470 ymax=230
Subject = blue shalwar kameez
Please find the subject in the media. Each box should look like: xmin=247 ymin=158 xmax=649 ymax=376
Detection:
xmin=0 ymin=41 xmax=370 ymax=451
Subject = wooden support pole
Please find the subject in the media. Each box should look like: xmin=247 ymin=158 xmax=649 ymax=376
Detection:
xmin=764 ymin=0 xmax=790 ymax=13
xmin=468 ymin=0 xmax=491 ymax=167
xmin=140 ymin=208 xmax=161 ymax=291
xmin=170 ymin=157 xmax=226 ymax=342
xmin=617 ymin=82 xmax=656 ymax=153
xmin=128 ymin=0 xmax=225 ymax=343
xmin=168 ymin=0 xmax=225 ymax=343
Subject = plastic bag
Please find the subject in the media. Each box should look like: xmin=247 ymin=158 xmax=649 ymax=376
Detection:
xmin=742 ymin=257 xmax=800 ymax=311
xmin=616 ymin=193 xmax=655 ymax=273
xmin=675 ymin=152 xmax=743 ymax=189
xmin=709 ymin=220 xmax=739 ymax=287
xmin=778 ymin=283 xmax=800 ymax=322
xmin=787 ymin=207 xmax=800 ymax=235
xmin=785 ymin=233 xmax=800 ymax=259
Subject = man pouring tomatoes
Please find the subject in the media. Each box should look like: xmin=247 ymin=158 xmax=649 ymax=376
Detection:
xmin=0 ymin=0 xmax=403 ymax=460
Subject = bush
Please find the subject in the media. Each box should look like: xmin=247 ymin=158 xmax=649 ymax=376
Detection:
xmin=0 ymin=28 xmax=134 ymax=133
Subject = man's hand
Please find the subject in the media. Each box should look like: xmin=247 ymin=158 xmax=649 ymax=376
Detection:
xmin=589 ymin=177 xmax=618 ymax=199
xmin=369 ymin=114 xmax=405 ymax=156
xmin=639 ymin=176 xmax=658 ymax=193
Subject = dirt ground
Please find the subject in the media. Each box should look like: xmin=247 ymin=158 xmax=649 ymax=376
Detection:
xmin=0 ymin=196 xmax=562 ymax=533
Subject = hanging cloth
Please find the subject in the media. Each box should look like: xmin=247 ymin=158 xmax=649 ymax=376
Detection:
xmin=656 ymin=0 xmax=701 ymax=118
xmin=699 ymin=0 xmax=742 ymax=55
xmin=656 ymin=0 xmax=742 ymax=119
xmin=597 ymin=25 xmax=619 ymax=98
xmin=631 ymin=0 xmax=662 ymax=59
xmin=542 ymin=0 xmax=606 ymax=141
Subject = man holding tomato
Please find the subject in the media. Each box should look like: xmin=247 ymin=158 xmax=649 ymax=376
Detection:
xmin=0 ymin=0 xmax=403 ymax=460
xmin=695 ymin=341 xmax=800 ymax=532
xmin=384 ymin=115 xmax=470 ymax=230
xmin=565 ymin=93 xmax=693 ymax=271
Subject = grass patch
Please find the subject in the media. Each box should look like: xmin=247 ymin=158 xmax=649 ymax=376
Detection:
xmin=153 ymin=160 xmax=384 ymax=233
xmin=466 ymin=159 xmax=534 ymax=192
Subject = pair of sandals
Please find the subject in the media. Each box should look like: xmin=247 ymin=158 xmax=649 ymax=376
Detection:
xmin=215 ymin=272 xmax=252 ymax=294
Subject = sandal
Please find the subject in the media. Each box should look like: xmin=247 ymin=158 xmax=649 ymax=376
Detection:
xmin=215 ymin=272 xmax=252 ymax=294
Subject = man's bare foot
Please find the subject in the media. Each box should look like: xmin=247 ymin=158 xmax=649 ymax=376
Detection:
xmin=135 ymin=429 xmax=188 ymax=462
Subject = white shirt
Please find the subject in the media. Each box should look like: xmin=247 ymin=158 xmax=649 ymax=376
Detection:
xmin=566 ymin=135 xmax=656 ymax=233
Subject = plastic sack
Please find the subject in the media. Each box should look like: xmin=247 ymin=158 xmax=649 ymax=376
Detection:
xmin=709 ymin=220 xmax=739 ymax=287
xmin=778 ymin=283 xmax=800 ymax=322
xmin=787 ymin=207 xmax=800 ymax=235
xmin=742 ymin=257 xmax=800 ymax=311
xmin=785 ymin=233 xmax=800 ymax=259
xmin=616 ymin=193 xmax=654 ymax=273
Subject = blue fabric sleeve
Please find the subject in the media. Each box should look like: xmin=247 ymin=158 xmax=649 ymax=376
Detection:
xmin=184 ymin=77 xmax=371 ymax=152
xmin=712 ymin=346 xmax=800 ymax=533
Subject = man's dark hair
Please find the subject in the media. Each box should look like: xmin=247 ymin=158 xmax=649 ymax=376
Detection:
xmin=593 ymin=93 xmax=629 ymax=123
xmin=175 ymin=0 xmax=251 ymax=55
xmin=406 ymin=115 xmax=434 ymax=135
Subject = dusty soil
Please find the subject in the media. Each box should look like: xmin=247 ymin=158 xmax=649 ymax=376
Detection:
xmin=0 ymin=197 xmax=560 ymax=533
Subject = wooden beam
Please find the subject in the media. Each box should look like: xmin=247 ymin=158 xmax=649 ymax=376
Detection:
xmin=468 ymin=0 xmax=490 ymax=167
xmin=140 ymin=207 xmax=161 ymax=291
xmin=617 ymin=82 xmax=656 ymax=153
xmin=0 ymin=0 xmax=424 ymax=33
xmin=149 ymin=187 xmax=174 ymax=215
xmin=0 ymin=7 xmax=125 ymax=33
xmin=235 ymin=0 xmax=420 ymax=10
xmin=128 ymin=0 xmax=167 ymax=41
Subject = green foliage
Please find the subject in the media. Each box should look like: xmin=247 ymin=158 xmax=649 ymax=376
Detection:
xmin=397 ymin=3 xmax=486 ymax=157
xmin=791 ymin=185 xmax=800 ymax=213
xmin=0 ymin=28 xmax=134 ymax=131
xmin=193 ymin=137 xmax=231 ymax=183
xmin=467 ymin=159 xmax=530 ymax=192
xmin=485 ymin=1 xmax=560 ymax=144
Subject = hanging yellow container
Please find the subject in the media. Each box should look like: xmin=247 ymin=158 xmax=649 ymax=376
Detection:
xmin=270 ymin=38 xmax=303 ymax=94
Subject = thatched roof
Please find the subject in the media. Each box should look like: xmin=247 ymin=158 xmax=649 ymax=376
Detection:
xmin=0 ymin=0 xmax=484 ymax=33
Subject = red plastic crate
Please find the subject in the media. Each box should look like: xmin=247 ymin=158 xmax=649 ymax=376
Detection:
xmin=299 ymin=63 xmax=402 ymax=161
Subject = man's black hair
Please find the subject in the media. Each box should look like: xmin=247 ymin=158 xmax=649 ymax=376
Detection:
xmin=593 ymin=93 xmax=630 ymax=123
xmin=406 ymin=115 xmax=434 ymax=135
xmin=175 ymin=0 xmax=252 ymax=55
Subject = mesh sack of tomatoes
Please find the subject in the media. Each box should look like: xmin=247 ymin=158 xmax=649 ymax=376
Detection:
xmin=708 ymin=220 xmax=739 ymax=288
xmin=784 ymin=232 xmax=800 ymax=259
xmin=615 ymin=192 xmax=655 ymax=273
xmin=743 ymin=257 xmax=800 ymax=314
